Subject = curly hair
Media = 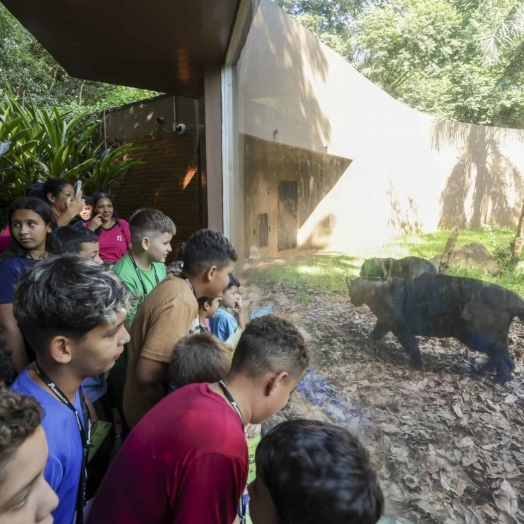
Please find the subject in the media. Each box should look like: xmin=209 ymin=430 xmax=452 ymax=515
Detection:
xmin=231 ymin=315 xmax=310 ymax=380
xmin=255 ymin=420 xmax=384 ymax=524
xmin=0 ymin=329 xmax=15 ymax=387
xmin=0 ymin=391 xmax=42 ymax=484
xmin=14 ymin=254 xmax=133 ymax=353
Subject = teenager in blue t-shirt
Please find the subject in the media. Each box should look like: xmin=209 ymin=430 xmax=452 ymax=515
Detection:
xmin=210 ymin=274 xmax=247 ymax=342
xmin=11 ymin=369 xmax=85 ymax=523
xmin=0 ymin=197 xmax=56 ymax=373
xmin=10 ymin=255 xmax=131 ymax=524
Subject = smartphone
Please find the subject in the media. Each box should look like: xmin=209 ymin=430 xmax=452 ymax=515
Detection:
xmin=74 ymin=180 xmax=82 ymax=199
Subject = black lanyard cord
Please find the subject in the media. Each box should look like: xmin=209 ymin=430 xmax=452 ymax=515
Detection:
xmin=128 ymin=252 xmax=159 ymax=301
xmin=33 ymin=362 xmax=91 ymax=524
xmin=178 ymin=273 xmax=197 ymax=299
xmin=218 ymin=380 xmax=244 ymax=424
xmin=218 ymin=380 xmax=247 ymax=524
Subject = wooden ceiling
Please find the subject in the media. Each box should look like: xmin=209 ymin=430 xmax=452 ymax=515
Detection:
xmin=3 ymin=0 xmax=240 ymax=98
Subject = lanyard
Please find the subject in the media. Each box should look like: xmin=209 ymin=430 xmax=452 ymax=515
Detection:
xmin=218 ymin=380 xmax=246 ymax=524
xmin=178 ymin=273 xmax=197 ymax=299
xmin=218 ymin=380 xmax=244 ymax=423
xmin=128 ymin=252 xmax=159 ymax=301
xmin=33 ymin=362 xmax=91 ymax=524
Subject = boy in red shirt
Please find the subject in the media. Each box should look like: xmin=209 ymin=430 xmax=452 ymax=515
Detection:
xmin=87 ymin=315 xmax=310 ymax=524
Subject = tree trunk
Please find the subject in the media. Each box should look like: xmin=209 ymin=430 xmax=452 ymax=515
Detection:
xmin=439 ymin=228 xmax=459 ymax=274
xmin=509 ymin=203 xmax=524 ymax=266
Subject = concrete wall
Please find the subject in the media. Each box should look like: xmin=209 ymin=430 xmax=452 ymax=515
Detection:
xmin=106 ymin=96 xmax=203 ymax=255
xmin=236 ymin=0 xmax=524 ymax=256
xmin=243 ymin=135 xmax=351 ymax=253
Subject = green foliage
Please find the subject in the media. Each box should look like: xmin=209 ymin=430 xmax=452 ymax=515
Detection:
xmin=0 ymin=91 xmax=142 ymax=218
xmin=279 ymin=0 xmax=524 ymax=128
xmin=83 ymin=143 xmax=142 ymax=195
xmin=246 ymin=255 xmax=362 ymax=293
xmin=0 ymin=4 xmax=159 ymax=115
xmin=477 ymin=0 xmax=524 ymax=86
xmin=0 ymin=94 xmax=44 ymax=202
xmin=247 ymin=227 xmax=524 ymax=297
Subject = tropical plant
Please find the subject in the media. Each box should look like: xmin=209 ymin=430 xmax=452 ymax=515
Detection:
xmin=477 ymin=0 xmax=524 ymax=86
xmin=0 ymin=90 xmax=142 ymax=221
xmin=0 ymin=94 xmax=44 ymax=205
xmin=82 ymin=143 xmax=143 ymax=195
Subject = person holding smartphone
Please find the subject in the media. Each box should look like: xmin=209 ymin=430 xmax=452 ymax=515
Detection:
xmin=42 ymin=178 xmax=85 ymax=226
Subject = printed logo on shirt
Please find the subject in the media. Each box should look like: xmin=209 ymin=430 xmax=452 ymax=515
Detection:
xmin=116 ymin=235 xmax=123 ymax=242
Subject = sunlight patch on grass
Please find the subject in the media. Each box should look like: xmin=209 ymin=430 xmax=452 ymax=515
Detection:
xmin=246 ymin=227 xmax=524 ymax=297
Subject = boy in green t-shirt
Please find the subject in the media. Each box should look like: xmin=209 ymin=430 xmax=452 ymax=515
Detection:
xmin=111 ymin=208 xmax=176 ymax=434
xmin=113 ymin=209 xmax=176 ymax=330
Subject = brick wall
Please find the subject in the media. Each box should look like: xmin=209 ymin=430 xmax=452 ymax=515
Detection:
xmin=111 ymin=128 xmax=201 ymax=257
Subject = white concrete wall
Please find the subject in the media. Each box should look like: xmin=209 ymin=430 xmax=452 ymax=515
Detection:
xmin=236 ymin=0 xmax=524 ymax=254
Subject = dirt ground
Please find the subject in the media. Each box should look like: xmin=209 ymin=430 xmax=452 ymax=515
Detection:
xmin=244 ymin=280 xmax=524 ymax=524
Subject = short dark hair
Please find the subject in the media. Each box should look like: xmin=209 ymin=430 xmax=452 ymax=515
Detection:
xmin=0 ymin=391 xmax=42 ymax=484
xmin=0 ymin=330 xmax=15 ymax=387
xmin=225 ymin=274 xmax=240 ymax=291
xmin=14 ymin=254 xmax=132 ymax=354
xmin=129 ymin=209 xmax=176 ymax=245
xmin=178 ymin=229 xmax=237 ymax=275
xmin=48 ymin=226 xmax=99 ymax=255
xmin=83 ymin=196 xmax=93 ymax=206
xmin=256 ymin=420 xmax=384 ymax=524
xmin=197 ymin=296 xmax=214 ymax=309
xmin=231 ymin=315 xmax=310 ymax=381
xmin=26 ymin=181 xmax=45 ymax=197
xmin=169 ymin=333 xmax=232 ymax=389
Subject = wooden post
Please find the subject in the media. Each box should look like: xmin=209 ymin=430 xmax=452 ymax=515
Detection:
xmin=438 ymin=228 xmax=459 ymax=274
xmin=509 ymin=203 xmax=524 ymax=266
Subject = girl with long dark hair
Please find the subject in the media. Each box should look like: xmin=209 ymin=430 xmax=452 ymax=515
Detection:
xmin=0 ymin=197 xmax=57 ymax=372
xmin=86 ymin=192 xmax=131 ymax=264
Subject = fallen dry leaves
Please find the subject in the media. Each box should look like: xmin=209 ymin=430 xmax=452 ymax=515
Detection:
xmin=245 ymin=280 xmax=524 ymax=523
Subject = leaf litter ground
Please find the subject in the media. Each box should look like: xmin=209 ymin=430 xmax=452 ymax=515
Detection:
xmin=245 ymin=280 xmax=524 ymax=524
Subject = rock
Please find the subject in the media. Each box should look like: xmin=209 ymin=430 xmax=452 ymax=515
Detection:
xmin=431 ymin=242 xmax=501 ymax=275
xmin=249 ymin=246 xmax=261 ymax=260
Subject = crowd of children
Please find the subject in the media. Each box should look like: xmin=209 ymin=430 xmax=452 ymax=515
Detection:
xmin=0 ymin=179 xmax=384 ymax=524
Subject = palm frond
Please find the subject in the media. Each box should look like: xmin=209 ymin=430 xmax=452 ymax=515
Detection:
xmin=477 ymin=1 xmax=524 ymax=64
xmin=498 ymin=37 xmax=524 ymax=86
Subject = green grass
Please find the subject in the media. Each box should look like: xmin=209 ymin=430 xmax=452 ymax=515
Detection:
xmin=246 ymin=255 xmax=362 ymax=293
xmin=245 ymin=227 xmax=524 ymax=297
xmin=385 ymin=226 xmax=515 ymax=260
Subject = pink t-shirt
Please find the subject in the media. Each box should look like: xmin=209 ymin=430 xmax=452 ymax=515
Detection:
xmin=85 ymin=219 xmax=131 ymax=263
xmin=0 ymin=227 xmax=11 ymax=256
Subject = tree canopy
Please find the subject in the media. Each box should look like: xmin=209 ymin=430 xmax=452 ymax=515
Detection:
xmin=0 ymin=4 xmax=158 ymax=115
xmin=276 ymin=0 xmax=524 ymax=128
xmin=1 ymin=1 xmax=523 ymax=127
